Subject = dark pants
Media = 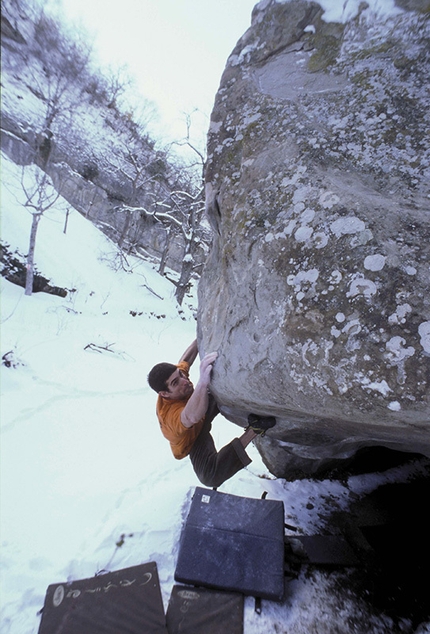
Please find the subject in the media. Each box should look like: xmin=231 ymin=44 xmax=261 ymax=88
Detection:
xmin=189 ymin=396 xmax=252 ymax=488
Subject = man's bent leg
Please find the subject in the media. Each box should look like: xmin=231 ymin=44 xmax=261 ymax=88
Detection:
xmin=189 ymin=428 xmax=252 ymax=489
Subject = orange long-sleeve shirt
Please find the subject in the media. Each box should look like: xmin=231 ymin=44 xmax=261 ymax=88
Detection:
xmin=156 ymin=361 xmax=205 ymax=459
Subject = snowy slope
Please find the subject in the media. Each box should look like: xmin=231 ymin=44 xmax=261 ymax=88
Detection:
xmin=1 ymin=155 xmax=429 ymax=634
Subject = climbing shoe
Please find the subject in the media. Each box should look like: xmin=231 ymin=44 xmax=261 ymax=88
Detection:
xmin=247 ymin=413 xmax=276 ymax=436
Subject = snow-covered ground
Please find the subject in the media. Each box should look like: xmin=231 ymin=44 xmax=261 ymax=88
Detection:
xmin=1 ymin=155 xmax=429 ymax=633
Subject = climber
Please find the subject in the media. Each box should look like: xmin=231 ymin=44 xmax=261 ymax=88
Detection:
xmin=147 ymin=339 xmax=276 ymax=488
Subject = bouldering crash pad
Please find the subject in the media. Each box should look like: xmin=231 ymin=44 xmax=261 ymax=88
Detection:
xmin=166 ymin=585 xmax=244 ymax=634
xmin=37 ymin=562 xmax=168 ymax=634
xmin=174 ymin=487 xmax=285 ymax=601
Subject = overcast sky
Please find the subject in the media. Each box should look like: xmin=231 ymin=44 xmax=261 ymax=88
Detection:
xmin=57 ymin=0 xmax=258 ymax=149
xmin=53 ymin=0 xmax=401 ymax=153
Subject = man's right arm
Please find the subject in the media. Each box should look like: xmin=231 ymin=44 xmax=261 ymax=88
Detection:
xmin=181 ymin=351 xmax=218 ymax=428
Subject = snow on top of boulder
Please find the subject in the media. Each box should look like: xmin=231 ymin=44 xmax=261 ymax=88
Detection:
xmin=256 ymin=0 xmax=403 ymax=23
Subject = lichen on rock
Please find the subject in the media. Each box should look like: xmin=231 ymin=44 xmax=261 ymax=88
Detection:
xmin=198 ymin=0 xmax=430 ymax=479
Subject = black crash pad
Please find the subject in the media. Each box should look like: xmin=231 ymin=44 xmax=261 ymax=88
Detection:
xmin=38 ymin=562 xmax=168 ymax=634
xmin=291 ymin=535 xmax=360 ymax=566
xmin=174 ymin=487 xmax=285 ymax=601
xmin=166 ymin=585 xmax=244 ymax=634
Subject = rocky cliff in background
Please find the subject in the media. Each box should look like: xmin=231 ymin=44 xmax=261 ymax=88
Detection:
xmin=198 ymin=0 xmax=430 ymax=478
xmin=1 ymin=0 xmax=209 ymax=284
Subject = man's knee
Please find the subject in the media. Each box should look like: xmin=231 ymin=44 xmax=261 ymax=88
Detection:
xmin=198 ymin=470 xmax=226 ymax=489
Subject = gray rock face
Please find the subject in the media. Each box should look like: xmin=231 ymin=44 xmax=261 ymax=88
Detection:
xmin=198 ymin=0 xmax=430 ymax=478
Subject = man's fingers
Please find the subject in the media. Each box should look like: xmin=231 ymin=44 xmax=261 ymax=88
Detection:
xmin=199 ymin=352 xmax=218 ymax=380
xmin=201 ymin=351 xmax=218 ymax=367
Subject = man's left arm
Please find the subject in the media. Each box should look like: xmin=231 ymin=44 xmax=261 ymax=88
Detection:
xmin=179 ymin=339 xmax=198 ymax=367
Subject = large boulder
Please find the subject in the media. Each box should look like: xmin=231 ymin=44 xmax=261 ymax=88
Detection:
xmin=198 ymin=0 xmax=430 ymax=479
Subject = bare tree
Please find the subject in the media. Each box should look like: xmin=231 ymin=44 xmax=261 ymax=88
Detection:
xmin=5 ymin=0 xmax=210 ymax=307
xmin=28 ymin=4 xmax=93 ymax=165
xmin=167 ymin=114 xmax=208 ymax=304
xmin=169 ymin=188 xmax=205 ymax=305
xmin=116 ymin=183 xmax=206 ymax=304
xmin=117 ymin=151 xmax=156 ymax=249
xmin=21 ymin=169 xmax=61 ymax=295
xmin=171 ymin=109 xmax=207 ymax=180
xmin=105 ymin=64 xmax=133 ymax=109
xmin=109 ymin=115 xmax=209 ymax=305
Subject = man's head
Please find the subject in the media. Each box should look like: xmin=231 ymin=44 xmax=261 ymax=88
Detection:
xmin=147 ymin=363 xmax=193 ymax=400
